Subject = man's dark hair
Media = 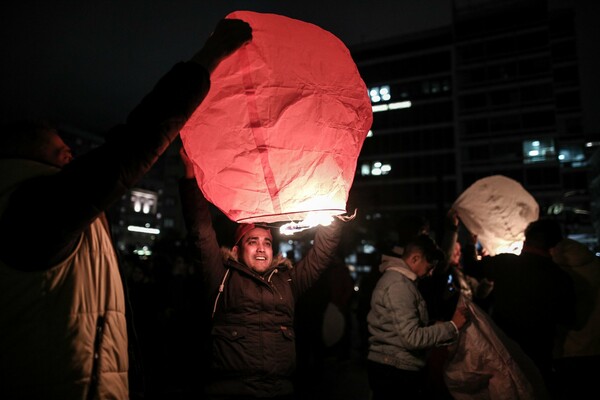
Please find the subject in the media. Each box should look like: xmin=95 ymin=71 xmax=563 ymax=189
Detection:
xmin=524 ymin=218 xmax=563 ymax=250
xmin=404 ymin=234 xmax=445 ymax=265
xmin=0 ymin=119 xmax=58 ymax=159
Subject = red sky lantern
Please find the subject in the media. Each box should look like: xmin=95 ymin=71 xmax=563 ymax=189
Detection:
xmin=180 ymin=11 xmax=372 ymax=229
xmin=453 ymin=175 xmax=539 ymax=256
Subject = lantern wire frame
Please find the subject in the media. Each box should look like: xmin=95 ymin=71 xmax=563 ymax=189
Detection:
xmin=278 ymin=208 xmax=357 ymax=235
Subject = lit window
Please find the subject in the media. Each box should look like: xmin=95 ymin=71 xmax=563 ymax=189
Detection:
xmin=442 ymin=79 xmax=450 ymax=92
xmin=369 ymin=88 xmax=380 ymax=103
xmin=558 ymin=144 xmax=586 ymax=165
xmin=127 ymin=225 xmax=160 ymax=235
xmin=130 ymin=189 xmax=158 ymax=214
xmin=361 ymin=164 xmax=371 ymax=176
xmin=523 ymin=139 xmax=556 ymax=164
xmin=133 ymin=246 xmax=152 ymax=257
xmin=388 ymin=101 xmax=411 ymax=110
xmin=372 ymin=101 xmax=411 ymax=113
xmin=361 ymin=161 xmax=392 ymax=176
xmin=362 ymin=243 xmax=376 ymax=254
xmin=380 ymin=86 xmax=391 ymax=101
xmin=369 ymin=85 xmax=391 ymax=103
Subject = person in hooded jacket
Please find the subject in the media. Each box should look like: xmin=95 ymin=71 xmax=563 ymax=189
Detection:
xmin=463 ymin=218 xmax=576 ymax=392
xmin=178 ymin=147 xmax=349 ymax=400
xmin=366 ymin=234 xmax=469 ymax=400
xmin=0 ymin=18 xmax=252 ymax=400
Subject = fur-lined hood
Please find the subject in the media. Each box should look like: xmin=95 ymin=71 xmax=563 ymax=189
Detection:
xmin=220 ymin=246 xmax=294 ymax=271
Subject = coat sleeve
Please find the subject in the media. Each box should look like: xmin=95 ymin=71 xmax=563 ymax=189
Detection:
xmin=0 ymin=62 xmax=210 ymax=270
xmin=179 ymin=178 xmax=227 ymax=297
xmin=386 ymin=280 xmax=458 ymax=349
xmin=291 ymin=218 xmax=343 ymax=297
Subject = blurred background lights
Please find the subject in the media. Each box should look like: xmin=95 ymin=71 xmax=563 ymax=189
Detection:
xmin=369 ymin=85 xmax=391 ymax=103
xmin=361 ymin=161 xmax=392 ymax=176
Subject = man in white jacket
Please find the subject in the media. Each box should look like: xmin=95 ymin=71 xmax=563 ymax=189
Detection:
xmin=0 ymin=18 xmax=251 ymax=400
xmin=366 ymin=234 xmax=468 ymax=400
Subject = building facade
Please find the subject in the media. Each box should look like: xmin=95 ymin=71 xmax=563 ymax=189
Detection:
xmin=349 ymin=0 xmax=598 ymax=262
xmin=60 ymin=0 xmax=599 ymax=275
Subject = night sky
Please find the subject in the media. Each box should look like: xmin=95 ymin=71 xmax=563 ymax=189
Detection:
xmin=1 ymin=1 xmax=597 ymax=136
xmin=0 ymin=0 xmax=452 ymax=134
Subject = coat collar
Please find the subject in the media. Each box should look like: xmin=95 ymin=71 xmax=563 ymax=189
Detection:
xmin=379 ymin=255 xmax=417 ymax=281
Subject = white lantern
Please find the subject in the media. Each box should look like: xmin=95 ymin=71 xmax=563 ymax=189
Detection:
xmin=453 ymin=175 xmax=539 ymax=256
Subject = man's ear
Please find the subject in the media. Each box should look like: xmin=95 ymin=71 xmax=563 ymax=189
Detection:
xmin=409 ymin=252 xmax=421 ymax=266
xmin=232 ymin=245 xmax=240 ymax=260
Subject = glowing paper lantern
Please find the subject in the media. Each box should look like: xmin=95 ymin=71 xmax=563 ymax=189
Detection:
xmin=180 ymin=11 xmax=372 ymax=225
xmin=452 ymin=175 xmax=539 ymax=256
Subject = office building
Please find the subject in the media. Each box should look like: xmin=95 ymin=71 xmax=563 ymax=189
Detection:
xmin=348 ymin=0 xmax=598 ymax=266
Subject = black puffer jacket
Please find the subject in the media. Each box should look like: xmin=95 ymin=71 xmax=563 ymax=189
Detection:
xmin=179 ymin=178 xmax=343 ymax=398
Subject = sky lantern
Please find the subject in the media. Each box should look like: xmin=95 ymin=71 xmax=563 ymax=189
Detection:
xmin=180 ymin=11 xmax=372 ymax=233
xmin=452 ymin=175 xmax=539 ymax=256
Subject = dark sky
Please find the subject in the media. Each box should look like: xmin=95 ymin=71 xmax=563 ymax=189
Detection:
xmin=0 ymin=0 xmax=452 ymax=134
xmin=2 ymin=1 xmax=597 ymax=136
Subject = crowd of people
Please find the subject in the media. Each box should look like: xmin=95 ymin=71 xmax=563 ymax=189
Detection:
xmin=1 ymin=13 xmax=599 ymax=400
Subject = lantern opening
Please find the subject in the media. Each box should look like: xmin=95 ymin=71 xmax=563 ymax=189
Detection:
xmin=279 ymin=212 xmax=334 ymax=235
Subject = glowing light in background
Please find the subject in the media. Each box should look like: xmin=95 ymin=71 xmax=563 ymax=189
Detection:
xmin=372 ymin=101 xmax=412 ymax=112
xmin=127 ymin=225 xmax=160 ymax=235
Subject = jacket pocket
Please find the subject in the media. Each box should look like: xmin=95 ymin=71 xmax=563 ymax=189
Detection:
xmin=212 ymin=325 xmax=247 ymax=341
xmin=210 ymin=325 xmax=248 ymax=372
xmin=275 ymin=326 xmax=296 ymax=375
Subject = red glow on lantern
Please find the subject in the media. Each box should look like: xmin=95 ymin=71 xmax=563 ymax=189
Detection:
xmin=181 ymin=11 xmax=372 ymax=224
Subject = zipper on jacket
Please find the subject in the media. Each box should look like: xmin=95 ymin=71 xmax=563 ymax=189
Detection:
xmin=267 ymin=269 xmax=283 ymax=300
xmin=87 ymin=315 xmax=105 ymax=400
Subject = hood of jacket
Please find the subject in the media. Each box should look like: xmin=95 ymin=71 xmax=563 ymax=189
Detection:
xmin=379 ymin=254 xmax=417 ymax=281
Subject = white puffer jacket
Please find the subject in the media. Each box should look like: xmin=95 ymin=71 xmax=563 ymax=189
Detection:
xmin=0 ymin=159 xmax=128 ymax=399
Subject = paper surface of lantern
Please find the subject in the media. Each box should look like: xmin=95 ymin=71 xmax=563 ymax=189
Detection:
xmin=180 ymin=11 xmax=372 ymax=224
xmin=452 ymin=175 xmax=539 ymax=256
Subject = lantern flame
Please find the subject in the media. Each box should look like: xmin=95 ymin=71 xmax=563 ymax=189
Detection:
xmin=279 ymin=212 xmax=334 ymax=235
